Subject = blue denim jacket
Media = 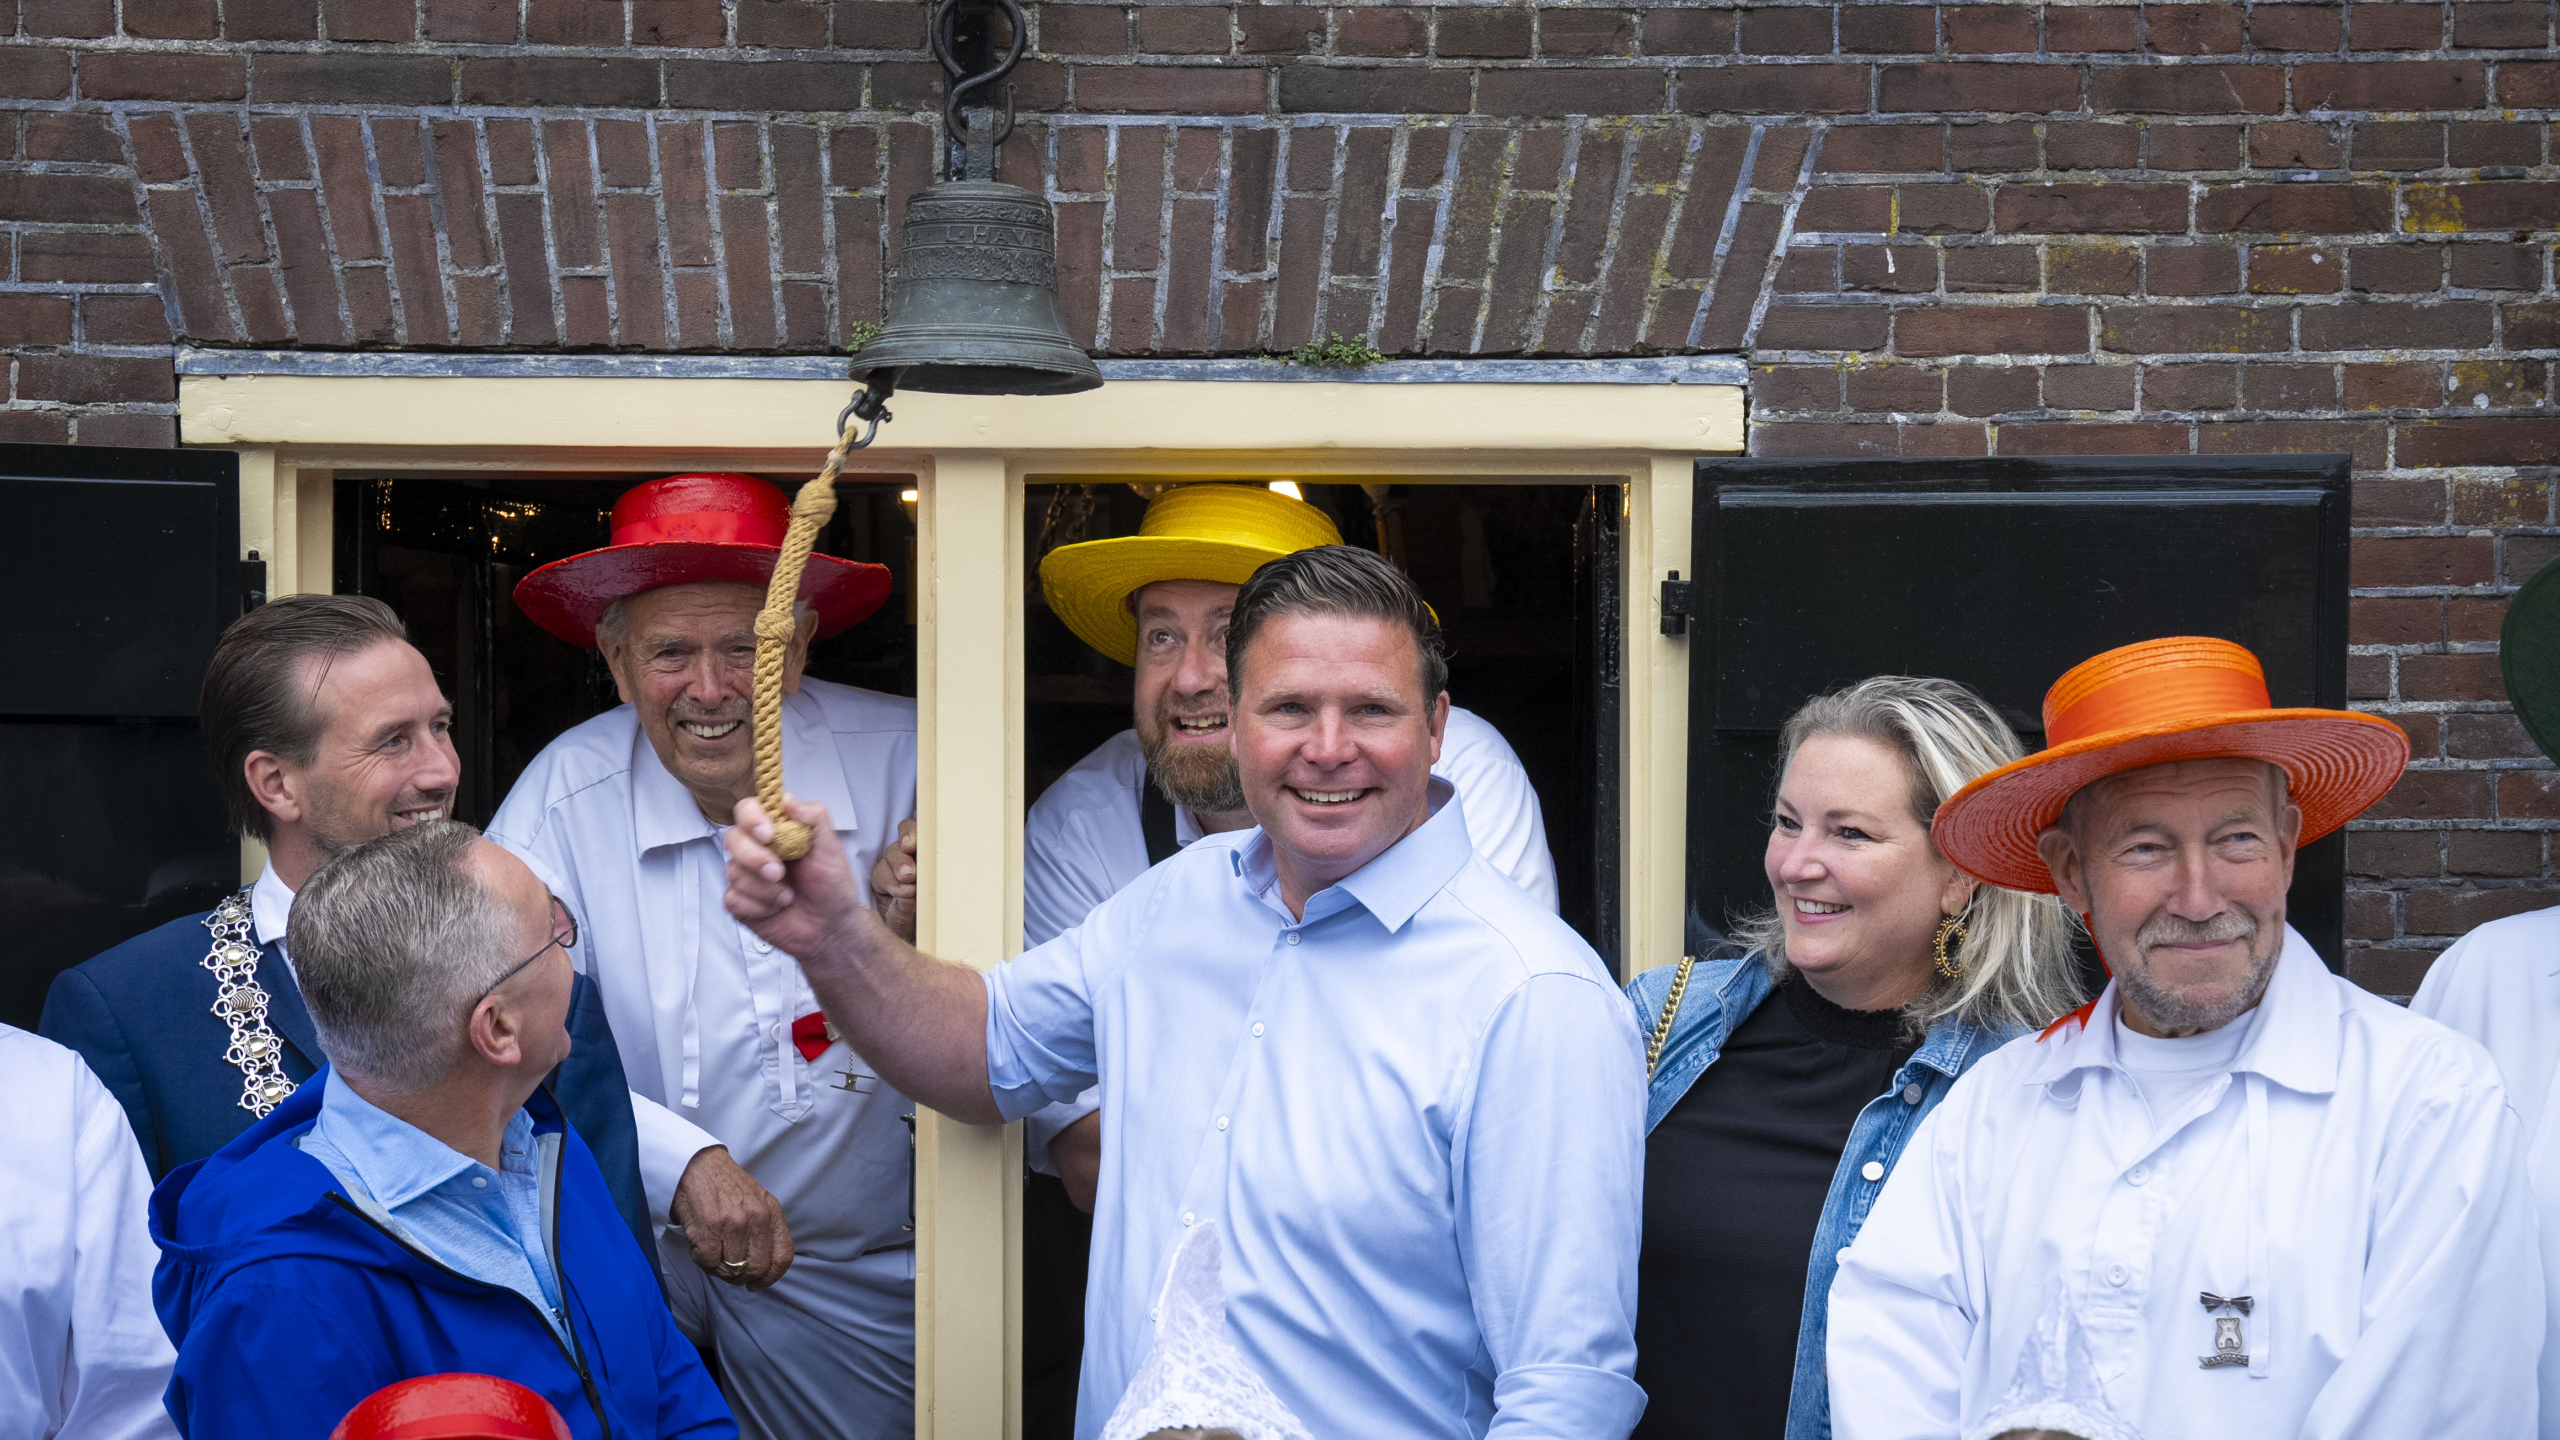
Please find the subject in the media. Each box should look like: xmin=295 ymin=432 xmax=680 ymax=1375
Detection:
xmin=1624 ymin=950 xmax=2018 ymax=1440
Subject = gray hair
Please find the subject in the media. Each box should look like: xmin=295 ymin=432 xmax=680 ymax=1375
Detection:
xmin=287 ymin=820 xmax=518 ymax=1092
xmin=593 ymin=591 xmax=812 ymax=649
xmin=201 ymin=594 xmax=411 ymax=841
xmin=1226 ymin=544 xmax=1447 ymax=701
xmin=1731 ymin=675 xmax=2084 ymax=1034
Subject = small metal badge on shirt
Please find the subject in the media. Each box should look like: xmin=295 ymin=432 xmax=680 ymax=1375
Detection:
xmin=2199 ymin=1292 xmax=2252 ymax=1369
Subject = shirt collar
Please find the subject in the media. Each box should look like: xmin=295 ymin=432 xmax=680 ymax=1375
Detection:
xmin=629 ymin=689 xmax=863 ymax=854
xmin=2018 ymin=923 xmax=2339 ymax=1096
xmin=1255 ymin=777 xmax=1468 ymax=933
xmin=312 ymin=1068 xmax=533 ymax=1210
xmin=251 ymin=859 xmax=295 ymax=949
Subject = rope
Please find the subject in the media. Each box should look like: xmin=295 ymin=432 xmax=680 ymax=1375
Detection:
xmin=749 ymin=410 xmax=865 ymax=860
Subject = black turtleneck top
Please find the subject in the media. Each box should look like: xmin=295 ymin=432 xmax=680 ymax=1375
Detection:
xmin=1631 ymin=974 xmax=1919 ymax=1440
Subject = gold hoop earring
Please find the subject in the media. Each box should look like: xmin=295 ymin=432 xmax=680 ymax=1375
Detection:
xmin=1932 ymin=916 xmax=1968 ymax=979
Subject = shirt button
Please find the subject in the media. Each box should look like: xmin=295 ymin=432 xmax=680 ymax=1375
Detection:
xmin=2106 ymin=1263 xmax=2130 ymax=1287
xmin=1150 ymin=1306 xmax=1160 ymax=1322
xmin=1216 ymin=1116 xmax=1229 ymax=1131
xmin=2128 ymin=1164 xmax=2150 ymax=1186
xmin=471 ymin=1176 xmax=488 ymax=1189
xmin=1181 ymin=1211 xmax=1195 ymax=1227
xmin=1836 ymin=1248 xmax=1852 ymax=1266
xmin=1860 ymin=1160 xmax=1886 ymax=1183
xmin=1285 ymin=932 xmax=1301 ymax=945
xmin=751 ymin=937 xmax=772 ymax=954
xmin=1251 ymin=1023 xmax=1265 ymax=1038
xmin=1901 ymin=1084 xmax=1924 ymax=1105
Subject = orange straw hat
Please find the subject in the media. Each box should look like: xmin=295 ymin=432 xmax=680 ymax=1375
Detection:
xmin=1933 ymin=636 xmax=2410 ymax=894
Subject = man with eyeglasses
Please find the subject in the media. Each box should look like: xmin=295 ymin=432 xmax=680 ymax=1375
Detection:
xmin=491 ymin=473 xmax=920 ymax=1440
xmin=151 ymin=820 xmax=736 ymax=1440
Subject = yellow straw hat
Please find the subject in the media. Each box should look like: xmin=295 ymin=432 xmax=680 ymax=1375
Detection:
xmin=1039 ymin=484 xmax=1344 ymax=665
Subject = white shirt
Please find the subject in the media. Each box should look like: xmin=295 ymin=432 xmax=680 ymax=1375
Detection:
xmin=488 ymin=679 xmax=918 ymax=1273
xmin=0 ymin=1025 xmax=178 ymax=1440
xmin=1023 ymin=706 xmax=1558 ymax=949
xmin=1829 ymin=925 xmax=2542 ymax=1440
xmin=1019 ymin=709 xmax=1559 ymax=1171
xmin=985 ymin=785 xmax=1646 ymax=1440
xmin=2411 ymin=903 xmax=2560 ymax=1439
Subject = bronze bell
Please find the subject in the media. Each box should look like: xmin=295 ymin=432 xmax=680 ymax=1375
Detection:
xmin=850 ymin=178 xmax=1101 ymax=398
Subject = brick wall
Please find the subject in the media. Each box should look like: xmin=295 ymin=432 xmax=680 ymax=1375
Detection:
xmin=2 ymin=0 xmax=2553 ymax=990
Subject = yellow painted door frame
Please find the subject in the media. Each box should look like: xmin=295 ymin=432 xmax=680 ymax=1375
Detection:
xmin=194 ymin=370 xmax=1739 ymax=1439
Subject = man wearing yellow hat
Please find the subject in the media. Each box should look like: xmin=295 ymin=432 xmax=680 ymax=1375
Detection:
xmin=1826 ymin=637 xmax=2540 ymax=1438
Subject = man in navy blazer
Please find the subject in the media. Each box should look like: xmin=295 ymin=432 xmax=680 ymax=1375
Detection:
xmin=41 ymin=595 xmax=785 ymax=1271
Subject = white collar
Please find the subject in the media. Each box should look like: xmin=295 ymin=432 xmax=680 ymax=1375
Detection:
xmin=251 ymin=859 xmax=296 ymax=950
xmin=629 ymin=689 xmax=864 ymax=854
xmin=2021 ymin=924 xmax=2343 ymax=1098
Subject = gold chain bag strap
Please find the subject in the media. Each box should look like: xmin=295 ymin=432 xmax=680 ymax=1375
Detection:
xmin=1643 ymin=955 xmax=1697 ymax=1080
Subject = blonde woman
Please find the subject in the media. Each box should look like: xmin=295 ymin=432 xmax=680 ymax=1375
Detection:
xmin=1626 ymin=676 xmax=2082 ymax=1440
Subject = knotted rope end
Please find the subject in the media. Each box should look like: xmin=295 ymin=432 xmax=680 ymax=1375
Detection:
xmin=768 ymin=819 xmax=817 ymax=862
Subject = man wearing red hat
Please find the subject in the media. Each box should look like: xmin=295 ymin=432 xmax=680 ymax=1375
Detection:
xmin=1824 ymin=637 xmax=2541 ymax=1438
xmin=491 ymin=474 xmax=918 ymax=1440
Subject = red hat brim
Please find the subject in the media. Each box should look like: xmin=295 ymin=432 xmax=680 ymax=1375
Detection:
xmin=1932 ymin=710 xmax=2411 ymax=894
xmin=513 ymin=541 xmax=893 ymax=650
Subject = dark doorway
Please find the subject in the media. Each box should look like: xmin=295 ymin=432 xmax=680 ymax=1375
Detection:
xmin=336 ymin=475 xmax=918 ymax=827
xmin=1685 ymin=455 xmax=2354 ymax=977
xmin=1020 ymin=480 xmax=1623 ymax=956
xmin=1 ymin=443 xmax=247 ymax=1031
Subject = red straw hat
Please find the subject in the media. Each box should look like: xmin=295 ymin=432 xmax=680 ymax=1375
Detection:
xmin=513 ymin=473 xmax=893 ymax=649
xmin=1933 ymin=636 xmax=2409 ymax=894
xmin=328 ymin=1374 xmax=572 ymax=1440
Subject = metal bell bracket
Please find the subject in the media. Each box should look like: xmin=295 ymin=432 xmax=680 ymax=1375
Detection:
xmin=934 ymin=0 xmax=1024 ymax=182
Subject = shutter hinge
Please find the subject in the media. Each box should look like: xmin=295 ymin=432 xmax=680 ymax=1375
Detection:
xmin=238 ymin=551 xmax=268 ymax=613
xmin=1660 ymin=570 xmax=1697 ymax=636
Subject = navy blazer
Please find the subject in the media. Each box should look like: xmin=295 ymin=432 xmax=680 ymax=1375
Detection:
xmin=40 ymin=908 xmax=656 ymax=1264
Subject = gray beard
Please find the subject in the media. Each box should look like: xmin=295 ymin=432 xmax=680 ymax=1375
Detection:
xmin=2115 ymin=932 xmax=2280 ymax=1034
xmin=1140 ymin=731 xmax=1246 ymax=815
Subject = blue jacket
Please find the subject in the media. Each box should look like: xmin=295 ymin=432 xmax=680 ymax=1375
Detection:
xmin=1625 ymin=950 xmax=2018 ymax=1440
xmin=151 ymin=1072 xmax=734 ymax=1440
xmin=41 ymin=907 xmax=655 ymax=1265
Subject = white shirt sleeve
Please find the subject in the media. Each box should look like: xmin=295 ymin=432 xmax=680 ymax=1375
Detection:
xmin=629 ymin=1089 xmax=724 ymax=1227
xmin=1437 ymin=707 xmax=1559 ymax=913
xmin=60 ymin=1054 xmax=180 ymax=1440
xmin=2297 ymin=1060 xmax=2543 ymax=1438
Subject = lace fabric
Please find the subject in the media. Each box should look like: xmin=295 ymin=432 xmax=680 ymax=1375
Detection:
xmin=1962 ymin=1291 xmax=2146 ymax=1440
xmin=1099 ymin=1221 xmax=1314 ymax=1440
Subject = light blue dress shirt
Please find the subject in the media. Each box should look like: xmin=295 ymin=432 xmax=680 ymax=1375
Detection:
xmin=984 ymin=784 xmax=1649 ymax=1440
xmin=296 ymin=1069 xmax=564 ymax=1331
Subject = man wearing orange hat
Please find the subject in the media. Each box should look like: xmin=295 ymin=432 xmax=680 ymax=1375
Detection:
xmin=491 ymin=474 xmax=920 ymax=1440
xmin=1826 ymin=637 xmax=2541 ymax=1438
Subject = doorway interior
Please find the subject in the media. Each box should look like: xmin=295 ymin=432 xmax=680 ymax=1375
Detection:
xmin=1021 ymin=479 xmax=1625 ymax=961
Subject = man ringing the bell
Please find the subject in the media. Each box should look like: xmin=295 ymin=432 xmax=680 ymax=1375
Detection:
xmin=490 ymin=473 xmax=920 ymax=1440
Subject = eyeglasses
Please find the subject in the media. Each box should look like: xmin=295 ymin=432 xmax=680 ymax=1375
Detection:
xmin=480 ymin=895 xmax=578 ymax=1002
